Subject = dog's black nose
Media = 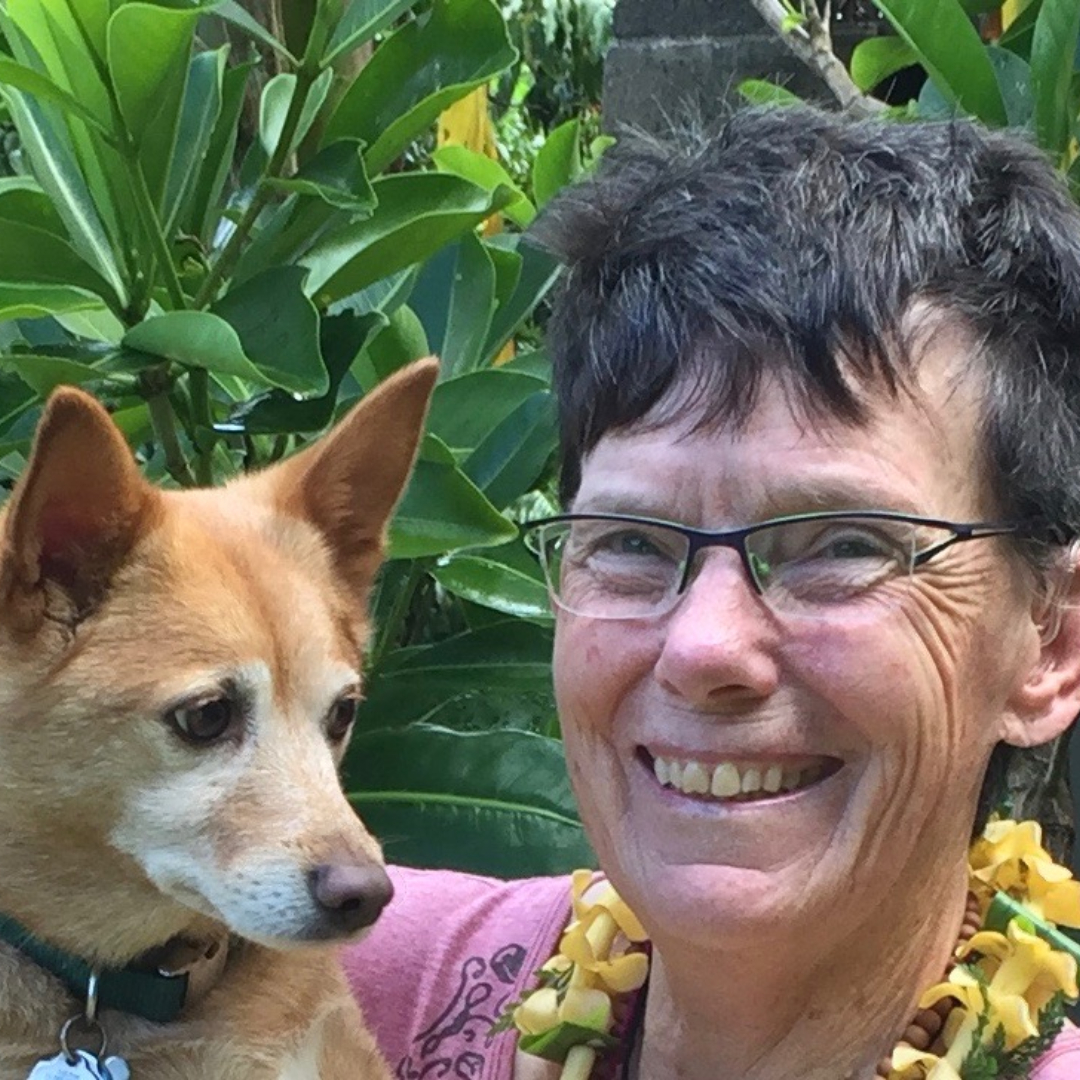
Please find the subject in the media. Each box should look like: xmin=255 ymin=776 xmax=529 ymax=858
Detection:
xmin=308 ymin=862 xmax=394 ymax=934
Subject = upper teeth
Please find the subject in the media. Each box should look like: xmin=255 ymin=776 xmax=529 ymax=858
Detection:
xmin=653 ymin=757 xmax=823 ymax=799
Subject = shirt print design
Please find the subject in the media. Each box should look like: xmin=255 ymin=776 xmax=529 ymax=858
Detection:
xmin=396 ymin=941 xmax=527 ymax=1079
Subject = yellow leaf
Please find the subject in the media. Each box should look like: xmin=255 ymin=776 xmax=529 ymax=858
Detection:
xmin=438 ymin=86 xmax=496 ymax=158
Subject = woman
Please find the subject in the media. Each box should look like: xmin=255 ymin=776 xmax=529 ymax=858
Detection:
xmin=344 ymin=108 xmax=1080 ymax=1079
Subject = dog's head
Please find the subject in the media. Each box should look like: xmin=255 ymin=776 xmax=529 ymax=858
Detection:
xmin=0 ymin=359 xmax=437 ymax=961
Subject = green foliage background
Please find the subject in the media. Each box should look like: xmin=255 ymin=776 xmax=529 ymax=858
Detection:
xmin=0 ymin=0 xmax=597 ymax=877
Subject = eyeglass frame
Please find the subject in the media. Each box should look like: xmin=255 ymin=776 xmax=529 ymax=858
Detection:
xmin=522 ymin=509 xmax=1031 ymax=617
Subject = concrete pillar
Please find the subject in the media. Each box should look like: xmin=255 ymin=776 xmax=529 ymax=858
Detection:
xmin=603 ymin=0 xmax=878 ymax=133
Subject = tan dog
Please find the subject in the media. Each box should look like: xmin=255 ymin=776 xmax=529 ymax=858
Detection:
xmin=0 ymin=359 xmax=439 ymax=1079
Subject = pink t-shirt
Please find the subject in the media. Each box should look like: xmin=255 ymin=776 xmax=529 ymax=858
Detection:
xmin=342 ymin=866 xmax=1080 ymax=1079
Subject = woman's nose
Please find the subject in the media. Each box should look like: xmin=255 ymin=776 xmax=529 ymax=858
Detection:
xmin=653 ymin=553 xmax=782 ymax=708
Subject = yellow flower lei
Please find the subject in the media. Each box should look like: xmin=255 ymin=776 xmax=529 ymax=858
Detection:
xmin=496 ymin=820 xmax=1080 ymax=1080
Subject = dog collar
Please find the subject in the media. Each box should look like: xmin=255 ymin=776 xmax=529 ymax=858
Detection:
xmin=0 ymin=912 xmax=225 ymax=1023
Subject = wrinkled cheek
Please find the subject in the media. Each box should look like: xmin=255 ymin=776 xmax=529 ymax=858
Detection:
xmin=553 ymin=616 xmax=650 ymax=855
xmin=554 ymin=617 xmax=613 ymax=737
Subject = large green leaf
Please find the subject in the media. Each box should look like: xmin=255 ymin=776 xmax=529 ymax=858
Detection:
xmin=487 ymin=241 xmax=522 ymax=313
xmin=376 ymin=620 xmax=554 ymax=689
xmin=258 ymin=68 xmax=333 ymax=159
xmin=4 ymin=0 xmax=133 ymax=266
xmin=6 ymin=0 xmax=112 ymax=124
xmin=409 ymin=234 xmax=497 ymax=378
xmin=989 ymin=46 xmax=1034 ymax=128
xmin=107 ymin=2 xmax=205 ymax=209
xmin=432 ymin=552 xmax=551 ymax=619
xmin=850 ymin=36 xmax=917 ymax=92
xmin=0 ymin=283 xmax=105 ymax=322
xmin=185 ymin=58 xmax=253 ymax=243
xmin=265 ymin=139 xmax=376 ymax=212
xmin=211 ymin=267 xmax=327 ymax=397
xmin=441 ymin=233 xmax=497 ymax=376
xmin=162 ymin=46 xmax=224 ymax=235
xmin=427 ymin=368 xmax=547 ymax=449
xmin=737 ymin=78 xmax=804 ymax=107
xmin=0 ymin=395 xmax=41 ymax=457
xmin=213 ymin=0 xmax=296 ymax=62
xmin=323 ymin=0 xmax=517 ymax=174
xmin=345 ymin=725 xmax=593 ymax=877
xmin=0 ymin=57 xmax=113 ymax=136
xmin=0 ymin=176 xmax=67 ymax=235
xmin=122 ymin=311 xmax=269 ymax=384
xmin=533 ymin=118 xmax=581 ymax=209
xmin=233 ymin=194 xmax=345 ymax=285
xmin=917 ymin=46 xmax=1035 ymax=128
xmin=353 ymin=305 xmax=429 ymax=391
xmin=481 ymin=240 xmax=560 ymax=364
xmin=872 ymin=0 xmax=1008 ymax=125
xmin=301 ymin=173 xmax=513 ymax=303
xmin=1030 ymin=0 xmax=1080 ymax=156
xmin=0 ymin=353 xmax=114 ymax=396
xmin=999 ymin=2 xmax=1040 ymax=60
xmin=322 ymin=0 xmax=417 ymax=66
xmin=433 ymin=143 xmax=535 ymax=227
xmin=462 ymin=389 xmax=556 ymax=509
xmin=0 ymin=218 xmax=118 ymax=303
xmin=0 ymin=88 xmax=127 ymax=303
xmin=389 ymin=434 xmax=517 ymax=559
xmin=226 ymin=310 xmax=386 ymax=435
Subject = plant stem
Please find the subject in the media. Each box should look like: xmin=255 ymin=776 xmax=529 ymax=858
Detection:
xmin=189 ymin=367 xmax=214 ymax=485
xmin=194 ymin=63 xmax=321 ymax=308
xmin=128 ymin=153 xmax=187 ymax=310
xmin=144 ymin=383 xmax=197 ymax=488
xmin=750 ymin=0 xmax=887 ymax=117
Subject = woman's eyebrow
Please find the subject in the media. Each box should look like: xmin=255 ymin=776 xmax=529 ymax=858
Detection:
xmin=755 ymin=478 xmax=924 ymax=519
xmin=569 ymin=492 xmax=675 ymax=517
xmin=572 ymin=480 xmax=926 ymax=521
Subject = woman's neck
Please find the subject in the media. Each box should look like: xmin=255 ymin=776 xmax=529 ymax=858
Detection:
xmin=633 ymin=865 xmax=969 ymax=1080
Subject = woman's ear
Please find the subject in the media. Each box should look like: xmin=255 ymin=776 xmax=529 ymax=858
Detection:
xmin=1001 ymin=549 xmax=1080 ymax=748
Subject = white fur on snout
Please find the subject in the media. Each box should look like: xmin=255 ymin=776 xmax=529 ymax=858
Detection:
xmin=109 ymin=661 xmax=374 ymax=946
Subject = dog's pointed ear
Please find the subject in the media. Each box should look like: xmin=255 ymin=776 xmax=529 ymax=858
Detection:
xmin=265 ymin=357 xmax=438 ymax=597
xmin=0 ymin=387 xmax=156 ymax=628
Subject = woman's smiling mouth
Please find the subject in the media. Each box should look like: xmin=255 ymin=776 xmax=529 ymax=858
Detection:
xmin=639 ymin=749 xmax=843 ymax=804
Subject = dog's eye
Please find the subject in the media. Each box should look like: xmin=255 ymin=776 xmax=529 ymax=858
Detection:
xmin=327 ymin=697 xmax=359 ymax=742
xmin=168 ymin=696 xmax=235 ymax=745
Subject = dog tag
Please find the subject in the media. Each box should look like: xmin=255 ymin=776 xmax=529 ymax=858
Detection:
xmin=27 ymin=1049 xmax=130 ymax=1080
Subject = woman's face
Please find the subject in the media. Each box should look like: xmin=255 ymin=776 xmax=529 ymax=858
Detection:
xmin=553 ymin=353 xmax=1042 ymax=950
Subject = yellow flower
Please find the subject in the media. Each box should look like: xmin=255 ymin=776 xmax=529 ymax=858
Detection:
xmin=559 ymin=912 xmax=649 ymax=993
xmin=570 ymin=870 xmax=648 ymax=941
xmin=889 ymin=1045 xmax=964 ymax=1080
xmin=902 ymin=916 xmax=1079 ymax=1075
xmin=968 ymin=820 xmax=1080 ymax=928
xmin=955 ymin=922 xmax=1078 ymax=1049
xmin=916 ymin=968 xmax=987 ymax=1070
xmin=560 ymin=871 xmax=650 ymax=994
xmin=511 ymin=985 xmax=613 ymax=1036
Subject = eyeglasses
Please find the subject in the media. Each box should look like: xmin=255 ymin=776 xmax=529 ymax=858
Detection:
xmin=522 ymin=511 xmax=1027 ymax=620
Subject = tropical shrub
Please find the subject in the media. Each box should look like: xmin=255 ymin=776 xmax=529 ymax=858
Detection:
xmin=0 ymin=0 xmax=596 ymax=876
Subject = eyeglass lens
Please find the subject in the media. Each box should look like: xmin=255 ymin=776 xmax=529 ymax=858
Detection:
xmin=535 ymin=516 xmax=945 ymax=620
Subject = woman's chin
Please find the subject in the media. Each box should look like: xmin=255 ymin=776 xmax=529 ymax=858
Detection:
xmin=613 ymin=857 xmax=847 ymax=950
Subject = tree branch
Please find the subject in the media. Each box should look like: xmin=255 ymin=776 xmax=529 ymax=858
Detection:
xmin=749 ymin=0 xmax=888 ymax=118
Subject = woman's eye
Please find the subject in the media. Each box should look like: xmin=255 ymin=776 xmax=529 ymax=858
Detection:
xmin=608 ymin=531 xmax=658 ymax=556
xmin=594 ymin=529 xmax=673 ymax=560
xmin=167 ymin=696 xmax=235 ymax=745
xmin=328 ymin=698 xmax=360 ymax=741
xmin=810 ymin=529 xmax=895 ymax=561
